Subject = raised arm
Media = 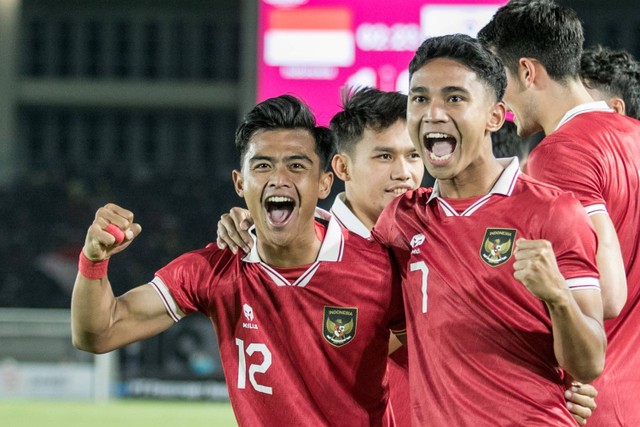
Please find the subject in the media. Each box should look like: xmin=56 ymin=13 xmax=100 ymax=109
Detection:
xmin=71 ymin=203 xmax=176 ymax=354
xmin=513 ymin=239 xmax=606 ymax=383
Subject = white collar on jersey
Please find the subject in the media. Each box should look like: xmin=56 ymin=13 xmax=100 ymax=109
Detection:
xmin=555 ymin=101 xmax=614 ymax=131
xmin=428 ymin=157 xmax=521 ymax=216
xmin=330 ymin=192 xmax=371 ymax=239
xmin=242 ymin=207 xmax=344 ymax=264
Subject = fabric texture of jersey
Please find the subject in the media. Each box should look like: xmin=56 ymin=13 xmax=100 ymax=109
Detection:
xmin=372 ymin=158 xmax=599 ymax=426
xmin=151 ymin=211 xmax=405 ymax=427
xmin=331 ymin=192 xmax=411 ymax=427
xmin=527 ymin=104 xmax=640 ymax=427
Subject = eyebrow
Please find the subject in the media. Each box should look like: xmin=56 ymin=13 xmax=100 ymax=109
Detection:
xmin=442 ymin=86 xmax=471 ymax=95
xmin=248 ymin=154 xmax=314 ymax=163
xmin=371 ymin=146 xmax=417 ymax=154
xmin=409 ymin=85 xmax=471 ymax=95
xmin=285 ymin=154 xmax=314 ymax=163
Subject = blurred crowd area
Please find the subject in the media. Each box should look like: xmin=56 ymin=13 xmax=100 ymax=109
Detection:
xmin=0 ymin=171 xmax=241 ymax=309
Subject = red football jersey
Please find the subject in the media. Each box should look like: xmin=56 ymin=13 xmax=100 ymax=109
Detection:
xmin=373 ymin=158 xmax=600 ymax=426
xmin=151 ymin=212 xmax=405 ymax=427
xmin=527 ymin=103 xmax=640 ymax=426
xmin=331 ymin=193 xmax=411 ymax=427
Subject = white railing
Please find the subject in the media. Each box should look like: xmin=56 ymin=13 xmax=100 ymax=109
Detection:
xmin=0 ymin=308 xmax=116 ymax=401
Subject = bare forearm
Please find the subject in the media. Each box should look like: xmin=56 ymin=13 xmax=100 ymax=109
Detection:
xmin=547 ymin=292 xmax=606 ymax=383
xmin=71 ymin=273 xmax=119 ymax=353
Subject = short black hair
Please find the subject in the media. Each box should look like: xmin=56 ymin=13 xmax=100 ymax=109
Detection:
xmin=409 ymin=34 xmax=506 ymax=102
xmin=478 ymin=0 xmax=584 ymax=81
xmin=329 ymin=87 xmax=407 ymax=155
xmin=581 ymin=45 xmax=640 ymax=120
xmin=235 ymin=94 xmax=335 ymax=171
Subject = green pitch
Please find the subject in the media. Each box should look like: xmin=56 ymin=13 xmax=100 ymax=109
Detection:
xmin=1 ymin=399 xmax=237 ymax=427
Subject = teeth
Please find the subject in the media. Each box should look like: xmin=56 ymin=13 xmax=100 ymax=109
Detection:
xmin=425 ymin=132 xmax=453 ymax=139
xmin=430 ymin=152 xmax=453 ymax=161
xmin=266 ymin=196 xmax=294 ymax=203
xmin=393 ymin=188 xmax=409 ymax=195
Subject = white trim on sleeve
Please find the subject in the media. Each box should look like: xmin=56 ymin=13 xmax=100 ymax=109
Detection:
xmin=584 ymin=204 xmax=608 ymax=216
xmin=566 ymin=277 xmax=600 ymax=291
xmin=150 ymin=277 xmax=184 ymax=322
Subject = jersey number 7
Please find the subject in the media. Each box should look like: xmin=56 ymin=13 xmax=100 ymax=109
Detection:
xmin=410 ymin=261 xmax=429 ymax=313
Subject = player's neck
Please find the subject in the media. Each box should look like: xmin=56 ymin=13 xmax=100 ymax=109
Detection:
xmin=438 ymin=156 xmax=504 ymax=199
xmin=343 ymin=195 xmax=376 ymax=231
xmin=256 ymin=228 xmax=323 ymax=268
xmin=540 ymin=78 xmax=594 ymax=135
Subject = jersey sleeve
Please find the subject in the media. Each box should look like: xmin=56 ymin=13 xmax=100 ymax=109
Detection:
xmin=544 ymin=192 xmax=600 ymax=290
xmin=386 ymin=252 xmax=406 ymax=335
xmin=371 ymin=200 xmax=399 ymax=249
xmin=528 ymin=138 xmax=606 ymax=214
xmin=152 ymin=245 xmax=227 ymax=319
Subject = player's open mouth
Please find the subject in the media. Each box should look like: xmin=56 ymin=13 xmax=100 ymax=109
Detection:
xmin=265 ymin=196 xmax=295 ymax=226
xmin=423 ymin=132 xmax=457 ymax=162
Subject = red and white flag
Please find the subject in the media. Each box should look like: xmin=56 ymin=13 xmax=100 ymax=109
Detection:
xmin=264 ymin=7 xmax=355 ymax=67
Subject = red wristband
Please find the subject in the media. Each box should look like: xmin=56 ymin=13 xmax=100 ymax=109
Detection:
xmin=78 ymin=251 xmax=109 ymax=280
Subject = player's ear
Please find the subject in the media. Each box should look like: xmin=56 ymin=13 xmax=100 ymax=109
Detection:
xmin=487 ymin=101 xmax=506 ymax=133
xmin=518 ymin=57 xmax=538 ymax=88
xmin=318 ymin=171 xmax=334 ymax=200
xmin=232 ymin=169 xmax=244 ymax=197
xmin=609 ymin=97 xmax=626 ymax=115
xmin=331 ymin=153 xmax=351 ymax=182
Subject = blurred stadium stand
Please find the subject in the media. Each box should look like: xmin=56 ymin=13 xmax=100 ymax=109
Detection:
xmin=0 ymin=0 xmax=255 ymax=400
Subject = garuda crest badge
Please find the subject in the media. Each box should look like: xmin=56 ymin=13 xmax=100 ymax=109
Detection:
xmin=480 ymin=228 xmax=517 ymax=266
xmin=323 ymin=306 xmax=357 ymax=347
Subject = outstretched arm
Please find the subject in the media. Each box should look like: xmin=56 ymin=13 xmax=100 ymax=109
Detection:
xmin=513 ymin=239 xmax=606 ymax=383
xmin=71 ymin=203 xmax=176 ymax=354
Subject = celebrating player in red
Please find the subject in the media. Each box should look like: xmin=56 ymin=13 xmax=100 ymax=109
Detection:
xmin=72 ymin=95 xmax=406 ymax=426
xmin=372 ymin=34 xmax=606 ymax=426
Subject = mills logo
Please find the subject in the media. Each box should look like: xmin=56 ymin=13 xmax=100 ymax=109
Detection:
xmin=242 ymin=303 xmax=258 ymax=330
xmin=410 ymin=233 xmax=425 ymax=254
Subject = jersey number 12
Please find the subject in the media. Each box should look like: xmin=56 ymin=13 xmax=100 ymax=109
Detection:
xmin=235 ymin=338 xmax=273 ymax=395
